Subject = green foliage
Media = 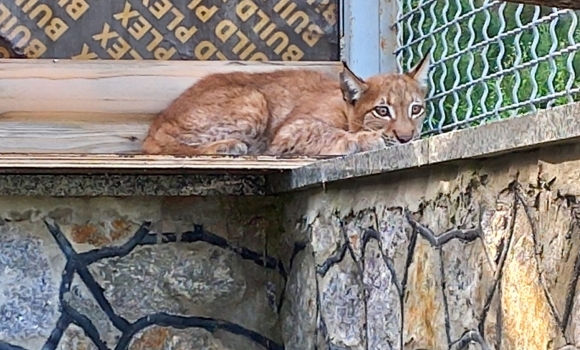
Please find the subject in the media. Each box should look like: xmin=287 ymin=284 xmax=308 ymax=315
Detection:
xmin=399 ymin=0 xmax=580 ymax=134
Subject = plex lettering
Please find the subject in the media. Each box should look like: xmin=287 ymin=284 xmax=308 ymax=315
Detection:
xmin=113 ymin=1 xmax=152 ymax=40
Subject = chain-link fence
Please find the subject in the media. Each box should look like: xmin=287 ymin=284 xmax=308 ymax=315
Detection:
xmin=395 ymin=0 xmax=580 ymax=136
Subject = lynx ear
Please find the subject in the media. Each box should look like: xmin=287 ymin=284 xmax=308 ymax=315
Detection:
xmin=406 ymin=51 xmax=431 ymax=89
xmin=339 ymin=61 xmax=368 ymax=104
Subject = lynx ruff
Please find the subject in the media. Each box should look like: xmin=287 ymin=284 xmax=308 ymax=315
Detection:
xmin=142 ymin=54 xmax=431 ymax=157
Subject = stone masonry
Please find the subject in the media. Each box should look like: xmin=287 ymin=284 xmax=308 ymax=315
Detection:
xmin=278 ymin=141 xmax=580 ymax=350
xmin=3 ymin=103 xmax=580 ymax=349
xmin=0 ymin=196 xmax=286 ymax=350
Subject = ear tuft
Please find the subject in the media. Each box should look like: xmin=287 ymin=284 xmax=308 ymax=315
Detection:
xmin=406 ymin=50 xmax=431 ymax=89
xmin=339 ymin=61 xmax=368 ymax=104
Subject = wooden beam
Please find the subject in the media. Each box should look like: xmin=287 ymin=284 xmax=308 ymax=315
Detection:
xmin=0 ymin=112 xmax=152 ymax=154
xmin=0 ymin=59 xmax=342 ymax=154
xmin=502 ymin=0 xmax=580 ymax=9
xmin=0 ymin=153 xmax=328 ymax=174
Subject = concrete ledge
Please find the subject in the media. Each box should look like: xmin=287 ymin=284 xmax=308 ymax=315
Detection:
xmin=268 ymin=101 xmax=580 ymax=194
xmin=429 ymin=101 xmax=580 ymax=163
xmin=268 ymin=138 xmax=429 ymax=193
xmin=503 ymin=0 xmax=579 ymax=10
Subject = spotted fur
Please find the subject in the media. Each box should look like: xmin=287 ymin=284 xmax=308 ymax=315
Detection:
xmin=142 ymin=54 xmax=431 ymax=157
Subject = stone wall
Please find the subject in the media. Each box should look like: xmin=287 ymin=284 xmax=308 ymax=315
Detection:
xmin=275 ymin=103 xmax=580 ymax=349
xmin=0 ymin=196 xmax=287 ymax=350
xmin=279 ymin=153 xmax=580 ymax=349
xmin=2 ymin=103 xmax=580 ymax=349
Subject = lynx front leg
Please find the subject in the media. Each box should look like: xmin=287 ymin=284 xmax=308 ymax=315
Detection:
xmin=268 ymin=119 xmax=385 ymax=156
xmin=353 ymin=130 xmax=387 ymax=152
xmin=194 ymin=139 xmax=249 ymax=155
xmin=323 ymin=130 xmax=386 ymax=155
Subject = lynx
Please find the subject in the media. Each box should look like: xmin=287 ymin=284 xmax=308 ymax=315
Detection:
xmin=141 ymin=54 xmax=431 ymax=157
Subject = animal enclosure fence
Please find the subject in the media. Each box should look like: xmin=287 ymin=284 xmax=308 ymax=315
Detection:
xmin=394 ymin=0 xmax=580 ymax=136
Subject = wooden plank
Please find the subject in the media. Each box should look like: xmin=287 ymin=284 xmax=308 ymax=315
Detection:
xmin=0 ymin=59 xmax=342 ymax=154
xmin=503 ymin=0 xmax=580 ymax=9
xmin=0 ymin=59 xmax=342 ymax=115
xmin=0 ymin=154 xmax=326 ymax=174
xmin=0 ymin=113 xmax=152 ymax=153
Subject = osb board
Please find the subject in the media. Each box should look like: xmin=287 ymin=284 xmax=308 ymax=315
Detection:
xmin=0 ymin=59 xmax=342 ymax=154
xmin=0 ymin=0 xmax=339 ymax=61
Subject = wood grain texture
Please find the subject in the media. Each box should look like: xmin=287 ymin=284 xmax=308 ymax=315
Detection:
xmin=0 ymin=59 xmax=342 ymax=155
xmin=503 ymin=0 xmax=580 ymax=8
xmin=0 ymin=59 xmax=342 ymax=115
xmin=0 ymin=153 xmax=325 ymax=174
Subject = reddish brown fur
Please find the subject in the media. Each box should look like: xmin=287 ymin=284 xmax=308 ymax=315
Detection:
xmin=142 ymin=55 xmax=431 ymax=157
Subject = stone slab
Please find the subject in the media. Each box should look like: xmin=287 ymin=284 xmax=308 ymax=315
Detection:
xmin=267 ymin=139 xmax=429 ymax=194
xmin=269 ymin=101 xmax=580 ymax=194
xmin=428 ymin=102 xmax=580 ymax=163
xmin=504 ymin=0 xmax=580 ymax=9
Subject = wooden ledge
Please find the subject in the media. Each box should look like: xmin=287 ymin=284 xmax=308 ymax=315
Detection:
xmin=0 ymin=59 xmax=342 ymax=155
xmin=0 ymin=154 xmax=330 ymax=175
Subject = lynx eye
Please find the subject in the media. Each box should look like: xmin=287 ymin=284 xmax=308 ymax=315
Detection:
xmin=373 ymin=106 xmax=391 ymax=118
xmin=411 ymin=104 xmax=424 ymax=116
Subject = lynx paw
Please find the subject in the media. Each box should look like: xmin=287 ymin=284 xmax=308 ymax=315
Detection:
xmin=344 ymin=139 xmax=361 ymax=154
xmin=365 ymin=137 xmax=387 ymax=151
xmin=206 ymin=139 xmax=249 ymax=155
xmin=218 ymin=141 xmax=248 ymax=155
xmin=356 ymin=131 xmax=386 ymax=152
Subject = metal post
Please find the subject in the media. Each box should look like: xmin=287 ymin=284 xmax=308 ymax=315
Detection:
xmin=340 ymin=0 xmax=399 ymax=78
xmin=379 ymin=0 xmax=400 ymax=73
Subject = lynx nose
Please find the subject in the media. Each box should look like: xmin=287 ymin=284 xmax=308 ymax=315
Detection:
xmin=395 ymin=132 xmax=414 ymax=143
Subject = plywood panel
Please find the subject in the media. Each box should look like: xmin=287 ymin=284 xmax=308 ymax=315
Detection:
xmin=0 ymin=0 xmax=339 ymax=61
xmin=0 ymin=153 xmax=323 ymax=174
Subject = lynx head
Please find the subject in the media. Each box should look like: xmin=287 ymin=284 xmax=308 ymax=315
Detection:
xmin=339 ymin=53 xmax=431 ymax=145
